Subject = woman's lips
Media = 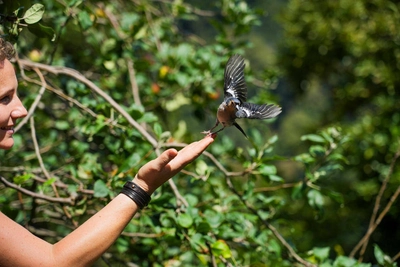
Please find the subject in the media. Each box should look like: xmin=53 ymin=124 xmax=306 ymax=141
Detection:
xmin=0 ymin=126 xmax=14 ymax=133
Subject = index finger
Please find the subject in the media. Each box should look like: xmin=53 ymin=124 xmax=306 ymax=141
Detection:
xmin=169 ymin=135 xmax=216 ymax=169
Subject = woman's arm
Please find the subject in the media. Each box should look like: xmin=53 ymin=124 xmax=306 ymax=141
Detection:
xmin=0 ymin=135 xmax=215 ymax=267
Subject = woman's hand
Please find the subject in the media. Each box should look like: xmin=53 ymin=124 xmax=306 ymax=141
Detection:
xmin=133 ymin=135 xmax=216 ymax=194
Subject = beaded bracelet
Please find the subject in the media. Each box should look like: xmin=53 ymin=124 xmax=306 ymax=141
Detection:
xmin=120 ymin=181 xmax=151 ymax=209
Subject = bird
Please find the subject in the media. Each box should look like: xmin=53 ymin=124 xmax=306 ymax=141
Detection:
xmin=202 ymin=54 xmax=282 ymax=138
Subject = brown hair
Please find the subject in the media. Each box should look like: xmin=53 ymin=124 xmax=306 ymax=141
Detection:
xmin=0 ymin=38 xmax=16 ymax=61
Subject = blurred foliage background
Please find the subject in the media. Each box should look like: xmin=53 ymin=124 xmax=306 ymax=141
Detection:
xmin=0 ymin=0 xmax=399 ymax=266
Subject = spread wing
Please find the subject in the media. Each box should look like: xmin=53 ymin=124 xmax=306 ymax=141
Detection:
xmin=236 ymin=103 xmax=282 ymax=119
xmin=223 ymin=54 xmax=247 ymax=103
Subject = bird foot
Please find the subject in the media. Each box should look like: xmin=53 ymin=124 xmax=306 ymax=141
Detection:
xmin=201 ymin=130 xmax=212 ymax=135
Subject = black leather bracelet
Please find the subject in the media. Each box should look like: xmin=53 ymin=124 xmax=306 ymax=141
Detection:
xmin=120 ymin=181 xmax=151 ymax=209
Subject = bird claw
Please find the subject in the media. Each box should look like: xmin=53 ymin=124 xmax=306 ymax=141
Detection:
xmin=201 ymin=130 xmax=212 ymax=135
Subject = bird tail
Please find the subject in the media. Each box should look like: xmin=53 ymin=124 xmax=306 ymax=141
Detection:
xmin=233 ymin=122 xmax=248 ymax=138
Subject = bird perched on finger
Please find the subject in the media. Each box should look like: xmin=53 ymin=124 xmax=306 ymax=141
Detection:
xmin=202 ymin=54 xmax=282 ymax=138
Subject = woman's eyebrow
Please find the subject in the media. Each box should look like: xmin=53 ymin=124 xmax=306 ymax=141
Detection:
xmin=0 ymin=88 xmax=15 ymax=97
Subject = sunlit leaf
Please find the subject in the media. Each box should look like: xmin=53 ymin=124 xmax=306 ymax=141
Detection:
xmin=307 ymin=189 xmax=324 ymax=209
xmin=23 ymin=4 xmax=44 ymax=24
xmin=313 ymin=247 xmax=330 ymax=262
xmin=13 ymin=173 xmax=34 ymax=184
xmin=93 ymin=180 xmax=110 ymax=198
xmin=211 ymin=240 xmax=232 ymax=258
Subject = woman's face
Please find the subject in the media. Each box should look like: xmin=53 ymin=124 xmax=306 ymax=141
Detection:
xmin=0 ymin=59 xmax=27 ymax=149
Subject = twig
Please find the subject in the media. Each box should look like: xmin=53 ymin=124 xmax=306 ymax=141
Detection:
xmin=14 ymin=67 xmax=46 ymax=133
xmin=392 ymin=251 xmax=400 ymax=263
xmin=218 ymin=256 xmax=234 ymax=267
xmin=121 ymin=232 xmax=164 ymax=238
xmin=103 ymin=4 xmax=127 ymax=40
xmin=206 ymin=242 xmax=218 ymax=267
xmin=126 ymin=58 xmax=142 ymax=107
xmin=0 ymin=176 xmax=74 ymax=204
xmin=103 ymin=6 xmax=143 ymax=110
xmin=32 ymin=175 xmax=94 ymax=195
xmin=145 ymin=9 xmax=162 ymax=51
xmin=168 ymin=179 xmax=188 ymax=207
xmin=352 ymin=185 xmax=400 ymax=261
xmin=30 ymin=117 xmax=57 ymax=191
xmin=30 ymin=117 xmax=77 ymax=226
xmin=253 ymin=182 xmax=298 ymax=193
xmin=350 ymin=145 xmax=400 ymax=259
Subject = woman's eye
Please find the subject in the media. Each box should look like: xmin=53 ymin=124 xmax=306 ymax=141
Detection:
xmin=0 ymin=95 xmax=11 ymax=104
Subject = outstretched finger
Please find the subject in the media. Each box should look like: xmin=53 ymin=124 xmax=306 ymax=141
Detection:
xmin=169 ymin=135 xmax=216 ymax=169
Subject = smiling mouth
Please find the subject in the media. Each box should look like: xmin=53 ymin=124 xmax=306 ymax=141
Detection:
xmin=0 ymin=126 xmax=14 ymax=131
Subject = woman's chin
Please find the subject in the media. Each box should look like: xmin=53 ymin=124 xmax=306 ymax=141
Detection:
xmin=0 ymin=138 xmax=15 ymax=150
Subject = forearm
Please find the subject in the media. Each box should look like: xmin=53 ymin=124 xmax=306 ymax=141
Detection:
xmin=52 ymin=193 xmax=138 ymax=266
xmin=0 ymin=136 xmax=214 ymax=267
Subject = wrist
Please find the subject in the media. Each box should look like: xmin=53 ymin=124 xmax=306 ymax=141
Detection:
xmin=120 ymin=180 xmax=151 ymax=209
xmin=132 ymin=176 xmax=154 ymax=195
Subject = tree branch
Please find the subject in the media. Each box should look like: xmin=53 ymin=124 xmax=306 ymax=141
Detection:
xmin=14 ymin=67 xmax=47 ymax=133
xmin=350 ymin=144 xmax=400 ymax=259
xmin=0 ymin=176 xmax=74 ymax=204
xmin=17 ymin=58 xmax=158 ymax=148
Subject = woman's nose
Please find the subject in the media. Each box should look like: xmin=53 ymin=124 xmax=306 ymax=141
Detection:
xmin=11 ymin=96 xmax=28 ymax=119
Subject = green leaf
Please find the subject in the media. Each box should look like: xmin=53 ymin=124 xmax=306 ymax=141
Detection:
xmin=269 ymin=174 xmax=284 ymax=182
xmin=373 ymin=244 xmax=394 ymax=266
xmin=268 ymin=134 xmax=278 ymax=144
xmin=13 ymin=173 xmax=34 ymax=184
xmin=177 ymin=213 xmax=193 ymax=228
xmin=78 ymin=10 xmax=93 ymax=31
xmin=204 ymin=210 xmax=224 ymax=228
xmin=294 ymin=153 xmax=315 ymax=164
xmin=195 ymin=160 xmax=209 ymax=176
xmin=118 ymin=153 xmax=141 ymax=174
xmin=153 ymin=122 xmax=162 ymax=137
xmin=307 ymin=189 xmax=324 ymax=209
xmin=267 ymin=239 xmax=281 ymax=256
xmin=27 ymin=23 xmax=56 ymax=41
xmin=93 ymin=180 xmax=110 ymax=198
xmin=211 ymin=240 xmax=232 ymax=258
xmin=115 ymin=237 xmax=129 ymax=253
xmin=332 ymin=256 xmax=371 ymax=267
xmin=309 ymin=145 xmax=326 ymax=157
xmin=374 ymin=244 xmax=385 ymax=265
xmin=259 ymin=164 xmax=277 ymax=175
xmin=189 ymin=233 xmax=208 ymax=253
xmin=301 ymin=134 xmax=326 ymax=143
xmin=291 ymin=182 xmax=305 ymax=199
xmin=43 ymin=178 xmax=56 ymax=186
xmin=55 ymin=121 xmax=70 ymax=130
xmin=313 ymin=247 xmax=330 ymax=262
xmin=164 ymin=93 xmax=190 ymax=111
xmin=23 ymin=4 xmax=45 ymax=24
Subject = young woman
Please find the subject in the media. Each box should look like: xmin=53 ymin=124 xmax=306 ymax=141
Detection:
xmin=0 ymin=38 xmax=215 ymax=266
